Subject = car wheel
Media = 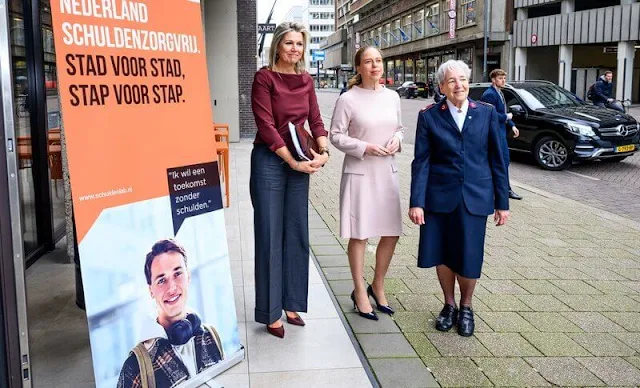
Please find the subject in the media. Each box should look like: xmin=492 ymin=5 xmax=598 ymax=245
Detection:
xmin=533 ymin=136 xmax=571 ymax=171
xmin=603 ymin=156 xmax=628 ymax=163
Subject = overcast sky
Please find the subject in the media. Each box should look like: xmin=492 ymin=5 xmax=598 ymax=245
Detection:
xmin=257 ymin=0 xmax=305 ymax=25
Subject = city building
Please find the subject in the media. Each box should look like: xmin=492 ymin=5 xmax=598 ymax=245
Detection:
xmin=284 ymin=0 xmax=337 ymax=86
xmin=351 ymin=0 xmax=514 ymax=86
xmin=513 ymin=0 xmax=639 ymax=102
xmin=322 ymin=0 xmax=357 ymax=86
xmin=0 ymin=0 xmax=256 ymax=384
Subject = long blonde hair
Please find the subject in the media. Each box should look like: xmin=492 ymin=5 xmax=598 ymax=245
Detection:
xmin=269 ymin=22 xmax=310 ymax=74
xmin=348 ymin=46 xmax=382 ymax=89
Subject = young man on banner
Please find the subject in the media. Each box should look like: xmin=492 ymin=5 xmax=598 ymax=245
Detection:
xmin=117 ymin=239 xmax=224 ymax=388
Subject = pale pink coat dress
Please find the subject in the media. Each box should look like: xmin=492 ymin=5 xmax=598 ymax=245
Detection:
xmin=329 ymin=85 xmax=404 ymax=239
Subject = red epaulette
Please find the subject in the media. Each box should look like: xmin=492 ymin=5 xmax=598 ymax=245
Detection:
xmin=475 ymin=100 xmax=492 ymax=107
xmin=420 ymin=103 xmax=436 ymax=112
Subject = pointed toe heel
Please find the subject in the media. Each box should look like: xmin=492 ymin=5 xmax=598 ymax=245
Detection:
xmin=351 ymin=291 xmax=379 ymax=321
xmin=266 ymin=323 xmax=285 ymax=338
xmin=367 ymin=285 xmax=395 ymax=315
xmin=286 ymin=314 xmax=306 ymax=326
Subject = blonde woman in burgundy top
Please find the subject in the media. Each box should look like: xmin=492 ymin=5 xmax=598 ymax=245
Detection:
xmin=330 ymin=47 xmax=404 ymax=321
xmin=250 ymin=22 xmax=329 ymax=338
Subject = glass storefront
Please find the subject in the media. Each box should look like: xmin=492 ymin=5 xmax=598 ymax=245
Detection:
xmin=394 ymin=59 xmax=404 ymax=84
xmin=416 ymin=59 xmax=426 ymax=83
xmin=427 ymin=56 xmax=440 ymax=82
xmin=10 ymin=0 xmax=39 ymax=255
xmin=6 ymin=0 xmax=64 ymax=260
xmin=405 ymin=59 xmax=414 ymax=83
xmin=386 ymin=60 xmax=394 ymax=85
xmin=41 ymin=0 xmax=65 ymax=239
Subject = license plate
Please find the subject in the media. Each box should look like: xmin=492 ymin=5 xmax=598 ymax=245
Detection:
xmin=615 ymin=145 xmax=635 ymax=153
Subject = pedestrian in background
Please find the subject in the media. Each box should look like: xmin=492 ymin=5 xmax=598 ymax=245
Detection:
xmin=330 ymin=46 xmax=404 ymax=321
xmin=480 ymin=69 xmax=523 ymax=200
xmin=593 ymin=71 xmax=624 ymax=112
xmin=409 ymin=60 xmax=510 ymax=337
xmin=340 ymin=81 xmax=348 ymax=95
xmin=250 ymin=22 xmax=330 ymax=338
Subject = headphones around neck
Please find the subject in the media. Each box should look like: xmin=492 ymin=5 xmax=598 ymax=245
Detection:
xmin=165 ymin=313 xmax=204 ymax=346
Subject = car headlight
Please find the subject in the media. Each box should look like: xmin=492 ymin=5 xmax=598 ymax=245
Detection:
xmin=567 ymin=123 xmax=596 ymax=137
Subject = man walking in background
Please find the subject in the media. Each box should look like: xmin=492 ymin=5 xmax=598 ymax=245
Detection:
xmin=481 ymin=69 xmax=522 ymax=200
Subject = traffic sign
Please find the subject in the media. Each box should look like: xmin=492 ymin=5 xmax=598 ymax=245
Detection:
xmin=312 ymin=50 xmax=325 ymax=60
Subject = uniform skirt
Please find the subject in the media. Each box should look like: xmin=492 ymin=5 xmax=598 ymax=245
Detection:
xmin=417 ymin=202 xmax=487 ymax=279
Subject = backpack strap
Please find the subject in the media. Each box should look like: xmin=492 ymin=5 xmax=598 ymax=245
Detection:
xmin=132 ymin=343 xmax=156 ymax=388
xmin=204 ymin=325 xmax=224 ymax=359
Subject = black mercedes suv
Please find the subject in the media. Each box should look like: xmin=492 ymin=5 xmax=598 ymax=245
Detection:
xmin=468 ymin=81 xmax=640 ymax=171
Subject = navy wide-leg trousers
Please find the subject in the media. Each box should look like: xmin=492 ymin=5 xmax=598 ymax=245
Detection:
xmin=249 ymin=145 xmax=310 ymax=324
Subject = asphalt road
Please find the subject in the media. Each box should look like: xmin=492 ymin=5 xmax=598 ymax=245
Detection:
xmin=316 ymin=89 xmax=640 ymax=223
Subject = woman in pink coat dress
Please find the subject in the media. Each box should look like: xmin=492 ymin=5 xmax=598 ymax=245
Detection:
xmin=330 ymin=47 xmax=404 ymax=320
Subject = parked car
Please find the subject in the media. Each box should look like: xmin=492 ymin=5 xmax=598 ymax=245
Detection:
xmin=468 ymin=80 xmax=640 ymax=171
xmin=413 ymin=82 xmax=428 ymax=98
xmin=396 ymin=81 xmax=426 ymax=98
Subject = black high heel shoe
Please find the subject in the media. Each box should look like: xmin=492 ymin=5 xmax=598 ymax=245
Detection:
xmin=367 ymin=285 xmax=395 ymax=315
xmin=350 ymin=291 xmax=379 ymax=321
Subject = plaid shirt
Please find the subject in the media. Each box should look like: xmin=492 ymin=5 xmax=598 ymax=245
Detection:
xmin=117 ymin=329 xmax=222 ymax=388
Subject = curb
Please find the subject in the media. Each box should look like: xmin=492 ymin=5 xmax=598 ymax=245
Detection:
xmin=307 ymin=204 xmax=382 ymax=388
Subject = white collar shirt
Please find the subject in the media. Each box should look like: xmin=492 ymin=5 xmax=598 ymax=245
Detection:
xmin=446 ymin=99 xmax=469 ymax=131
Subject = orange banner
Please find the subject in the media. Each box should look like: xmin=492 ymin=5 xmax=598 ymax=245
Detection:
xmin=50 ymin=0 xmax=216 ymax=242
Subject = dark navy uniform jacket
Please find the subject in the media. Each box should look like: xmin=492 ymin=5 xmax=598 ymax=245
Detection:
xmin=409 ymin=98 xmax=509 ymax=216
xmin=480 ymin=85 xmax=515 ymax=131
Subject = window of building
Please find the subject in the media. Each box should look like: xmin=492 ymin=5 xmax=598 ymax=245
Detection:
xmin=392 ymin=19 xmax=401 ymax=45
xmin=528 ymin=2 xmax=561 ymax=17
xmin=310 ymin=0 xmax=335 ymax=5
xmin=394 ymin=59 xmax=404 ymax=84
xmin=383 ymin=23 xmax=391 ymax=48
xmin=386 ymin=60 xmax=395 ymax=84
xmin=413 ymin=9 xmax=424 ymax=39
xmin=416 ymin=59 xmax=427 ymax=83
xmin=405 ymin=59 xmax=414 ymax=82
xmin=311 ymin=12 xmax=335 ymax=19
xmin=457 ymin=47 xmax=473 ymax=79
xmin=401 ymin=15 xmax=412 ymax=41
xmin=311 ymin=37 xmax=323 ymax=44
xmin=575 ymin=0 xmax=618 ymax=12
xmin=425 ymin=3 xmax=439 ymax=36
xmin=427 ymin=56 xmax=440 ymax=81
xmin=310 ymin=24 xmax=334 ymax=32
xmin=459 ymin=0 xmax=476 ymax=26
xmin=376 ymin=26 xmax=382 ymax=48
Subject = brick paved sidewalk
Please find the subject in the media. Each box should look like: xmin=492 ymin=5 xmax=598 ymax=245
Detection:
xmin=308 ymin=136 xmax=640 ymax=387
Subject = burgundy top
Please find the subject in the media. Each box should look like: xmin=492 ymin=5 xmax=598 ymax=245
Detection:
xmin=251 ymin=67 xmax=327 ymax=152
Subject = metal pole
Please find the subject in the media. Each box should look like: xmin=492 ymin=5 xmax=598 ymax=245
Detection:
xmin=258 ymin=0 xmax=279 ymax=58
xmin=483 ymin=0 xmax=490 ymax=81
xmin=317 ymin=60 xmax=320 ymax=88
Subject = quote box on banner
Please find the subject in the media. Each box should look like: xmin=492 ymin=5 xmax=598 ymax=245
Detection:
xmin=49 ymin=1 xmax=244 ymax=387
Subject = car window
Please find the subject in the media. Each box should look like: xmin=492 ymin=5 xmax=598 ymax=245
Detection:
xmin=468 ymin=87 xmax=487 ymax=101
xmin=503 ymin=90 xmax=520 ymax=108
xmin=514 ymin=85 xmax=582 ymax=109
xmin=402 ymin=81 xmax=413 ymax=87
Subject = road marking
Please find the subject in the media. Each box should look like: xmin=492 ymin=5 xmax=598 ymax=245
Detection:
xmin=566 ymin=171 xmax=600 ymax=181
